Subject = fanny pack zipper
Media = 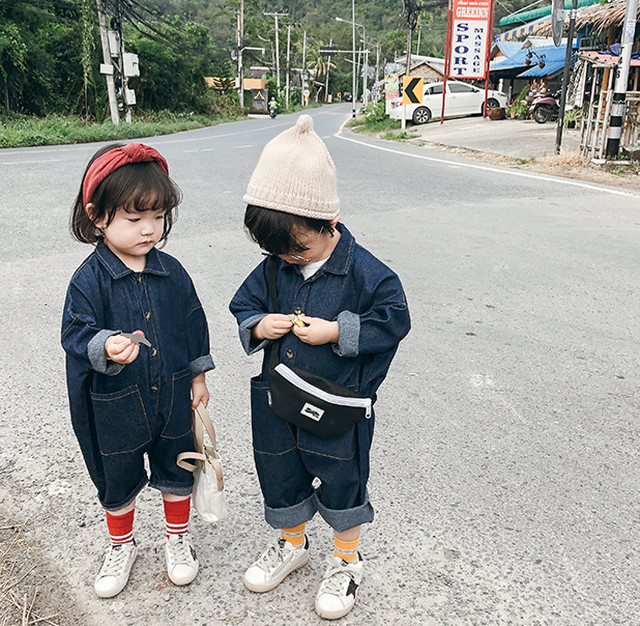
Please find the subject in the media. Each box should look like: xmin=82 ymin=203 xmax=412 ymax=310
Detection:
xmin=274 ymin=363 xmax=372 ymax=419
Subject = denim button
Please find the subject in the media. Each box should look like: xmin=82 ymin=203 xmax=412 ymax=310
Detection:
xmin=145 ymin=312 xmax=151 ymax=320
xmin=286 ymin=349 xmax=294 ymax=358
xmin=137 ymin=275 xmax=143 ymax=284
xmin=151 ymin=348 xmax=158 ymax=357
xmin=150 ymin=384 xmax=159 ymax=392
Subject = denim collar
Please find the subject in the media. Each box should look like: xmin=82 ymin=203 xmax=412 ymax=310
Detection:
xmin=281 ymin=222 xmax=354 ymax=277
xmin=94 ymin=240 xmax=169 ymax=279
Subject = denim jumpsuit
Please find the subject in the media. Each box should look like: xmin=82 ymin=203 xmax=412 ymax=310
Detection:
xmin=61 ymin=243 xmax=214 ymax=511
xmin=230 ymin=223 xmax=410 ymax=532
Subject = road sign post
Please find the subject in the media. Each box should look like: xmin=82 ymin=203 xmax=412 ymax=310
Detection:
xmin=402 ymin=76 xmax=423 ymax=131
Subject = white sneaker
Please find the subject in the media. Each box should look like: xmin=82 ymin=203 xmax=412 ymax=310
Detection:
xmin=315 ymin=554 xmax=364 ymax=620
xmin=243 ymin=537 xmax=310 ymax=593
xmin=94 ymin=542 xmax=138 ymax=598
xmin=164 ymin=533 xmax=199 ymax=585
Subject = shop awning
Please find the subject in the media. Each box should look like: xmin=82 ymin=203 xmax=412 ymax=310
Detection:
xmin=495 ymin=16 xmax=551 ymax=41
xmin=498 ymin=0 xmax=600 ymax=27
xmin=490 ymin=44 xmax=574 ymax=77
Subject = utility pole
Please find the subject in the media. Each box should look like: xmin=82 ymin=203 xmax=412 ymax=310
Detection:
xmin=555 ymin=0 xmax=578 ymax=154
xmin=96 ymin=0 xmax=119 ymax=125
xmin=237 ymin=0 xmax=244 ymax=108
xmin=302 ymin=30 xmax=307 ymax=107
xmin=285 ymin=23 xmax=291 ymax=109
xmin=114 ymin=0 xmax=131 ymax=122
xmin=605 ymin=0 xmax=639 ymax=157
xmin=325 ymin=38 xmax=333 ymax=102
xmin=264 ymin=10 xmax=288 ymax=97
xmin=352 ymin=0 xmax=356 ymax=117
xmin=363 ymin=48 xmax=368 ymax=107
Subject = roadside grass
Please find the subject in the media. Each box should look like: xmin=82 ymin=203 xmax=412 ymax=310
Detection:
xmin=0 ymin=111 xmax=245 ymax=149
xmin=383 ymin=130 xmax=415 ymax=140
xmin=347 ymin=116 xmax=402 ymax=134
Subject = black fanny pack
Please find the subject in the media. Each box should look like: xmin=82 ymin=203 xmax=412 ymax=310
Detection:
xmin=265 ymin=256 xmax=372 ymax=438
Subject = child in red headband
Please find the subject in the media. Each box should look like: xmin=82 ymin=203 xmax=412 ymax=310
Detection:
xmin=62 ymin=143 xmax=215 ymax=598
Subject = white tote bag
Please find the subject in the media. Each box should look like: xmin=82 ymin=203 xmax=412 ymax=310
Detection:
xmin=177 ymin=403 xmax=228 ymax=523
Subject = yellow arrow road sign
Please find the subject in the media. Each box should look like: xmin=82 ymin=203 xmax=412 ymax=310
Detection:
xmin=403 ymin=77 xmax=423 ymax=105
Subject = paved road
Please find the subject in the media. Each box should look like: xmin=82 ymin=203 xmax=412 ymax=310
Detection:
xmin=0 ymin=103 xmax=638 ymax=625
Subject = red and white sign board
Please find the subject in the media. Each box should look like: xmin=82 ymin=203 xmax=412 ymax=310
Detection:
xmin=448 ymin=0 xmax=493 ymax=79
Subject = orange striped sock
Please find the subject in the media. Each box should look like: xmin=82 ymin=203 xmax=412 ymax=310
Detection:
xmin=333 ymin=535 xmax=359 ymax=563
xmin=281 ymin=523 xmax=306 ymax=547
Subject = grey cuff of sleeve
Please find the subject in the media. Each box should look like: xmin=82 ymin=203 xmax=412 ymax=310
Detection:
xmin=88 ymin=329 xmax=125 ymax=376
xmin=190 ymin=354 xmax=215 ymax=378
xmin=332 ymin=310 xmax=360 ymax=357
xmin=239 ymin=313 xmax=270 ymax=355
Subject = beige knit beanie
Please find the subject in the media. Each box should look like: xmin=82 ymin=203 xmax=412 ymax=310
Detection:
xmin=243 ymin=114 xmax=340 ymax=219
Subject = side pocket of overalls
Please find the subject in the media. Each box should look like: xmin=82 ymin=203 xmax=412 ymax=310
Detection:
xmin=160 ymin=368 xmax=193 ymax=439
xmin=250 ymin=374 xmax=296 ymax=455
xmin=91 ymin=385 xmax=152 ymax=455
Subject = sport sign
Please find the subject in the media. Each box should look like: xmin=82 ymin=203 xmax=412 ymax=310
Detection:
xmin=402 ymin=77 xmax=423 ymax=105
xmin=447 ymin=0 xmax=493 ymax=79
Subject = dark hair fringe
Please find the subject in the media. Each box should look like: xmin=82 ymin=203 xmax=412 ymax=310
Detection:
xmin=70 ymin=143 xmax=182 ymax=245
xmin=244 ymin=205 xmax=335 ymax=256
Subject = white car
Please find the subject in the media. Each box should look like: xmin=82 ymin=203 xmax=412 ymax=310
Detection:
xmin=389 ymin=80 xmax=508 ymax=124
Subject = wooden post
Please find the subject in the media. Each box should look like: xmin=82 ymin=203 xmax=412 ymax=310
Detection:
xmin=96 ymin=0 xmax=119 ymax=125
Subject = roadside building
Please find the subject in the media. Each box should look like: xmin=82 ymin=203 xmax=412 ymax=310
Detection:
xmin=532 ymin=0 xmax=640 ymax=158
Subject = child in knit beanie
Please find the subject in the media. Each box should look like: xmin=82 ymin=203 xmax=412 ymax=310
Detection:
xmin=230 ymin=115 xmax=410 ymax=620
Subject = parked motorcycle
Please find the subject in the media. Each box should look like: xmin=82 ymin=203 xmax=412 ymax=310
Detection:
xmin=530 ymin=90 xmax=560 ymax=124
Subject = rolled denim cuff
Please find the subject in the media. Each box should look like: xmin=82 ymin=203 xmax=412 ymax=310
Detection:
xmin=264 ymin=492 xmax=318 ymax=529
xmin=101 ymin=475 xmax=148 ymax=512
xmin=190 ymin=354 xmax=215 ymax=378
xmin=88 ymin=329 xmax=125 ymax=376
xmin=149 ymin=479 xmax=194 ymax=497
xmin=239 ymin=313 xmax=270 ymax=355
xmin=314 ymin=490 xmax=374 ymax=533
xmin=332 ymin=310 xmax=360 ymax=358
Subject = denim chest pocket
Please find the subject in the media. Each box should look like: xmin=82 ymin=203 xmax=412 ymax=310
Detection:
xmin=91 ymin=385 xmax=152 ymax=455
xmin=160 ymin=368 xmax=193 ymax=439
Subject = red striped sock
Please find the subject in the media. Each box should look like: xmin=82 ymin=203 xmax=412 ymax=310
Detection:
xmin=163 ymin=497 xmax=190 ymax=537
xmin=106 ymin=509 xmax=135 ymax=546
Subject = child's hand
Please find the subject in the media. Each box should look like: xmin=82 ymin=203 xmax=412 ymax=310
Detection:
xmin=292 ymin=317 xmax=339 ymax=346
xmin=191 ymin=373 xmax=209 ymax=408
xmin=105 ymin=333 xmax=141 ymax=364
xmin=253 ymin=314 xmax=293 ymax=340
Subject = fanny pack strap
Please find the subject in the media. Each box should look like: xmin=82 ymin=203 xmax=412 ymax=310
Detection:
xmin=267 ymin=255 xmax=281 ymax=371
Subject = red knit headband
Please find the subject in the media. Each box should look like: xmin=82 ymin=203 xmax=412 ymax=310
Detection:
xmin=82 ymin=142 xmax=169 ymax=208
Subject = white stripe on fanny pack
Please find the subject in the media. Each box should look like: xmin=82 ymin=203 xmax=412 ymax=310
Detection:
xmin=274 ymin=364 xmax=372 ymax=418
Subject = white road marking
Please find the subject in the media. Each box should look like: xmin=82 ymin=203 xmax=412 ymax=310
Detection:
xmin=0 ymin=159 xmax=62 ymax=166
xmin=334 ymin=118 xmax=638 ymax=197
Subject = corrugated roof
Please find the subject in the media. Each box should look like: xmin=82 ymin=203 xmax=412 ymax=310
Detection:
xmin=518 ymin=59 xmax=565 ymax=76
xmin=499 ymin=0 xmax=600 ymax=27
xmin=495 ymin=41 xmax=526 ymax=56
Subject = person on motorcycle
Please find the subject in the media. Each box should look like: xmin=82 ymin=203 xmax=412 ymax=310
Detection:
xmin=268 ymin=98 xmax=278 ymax=117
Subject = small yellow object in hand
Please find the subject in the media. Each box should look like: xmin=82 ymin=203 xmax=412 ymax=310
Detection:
xmin=288 ymin=313 xmax=309 ymax=328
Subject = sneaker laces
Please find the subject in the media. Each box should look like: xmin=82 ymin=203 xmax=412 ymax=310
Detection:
xmin=99 ymin=545 xmax=132 ymax=578
xmin=256 ymin=540 xmax=288 ymax=572
xmin=320 ymin=559 xmax=352 ymax=596
xmin=166 ymin=536 xmax=194 ymax=566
